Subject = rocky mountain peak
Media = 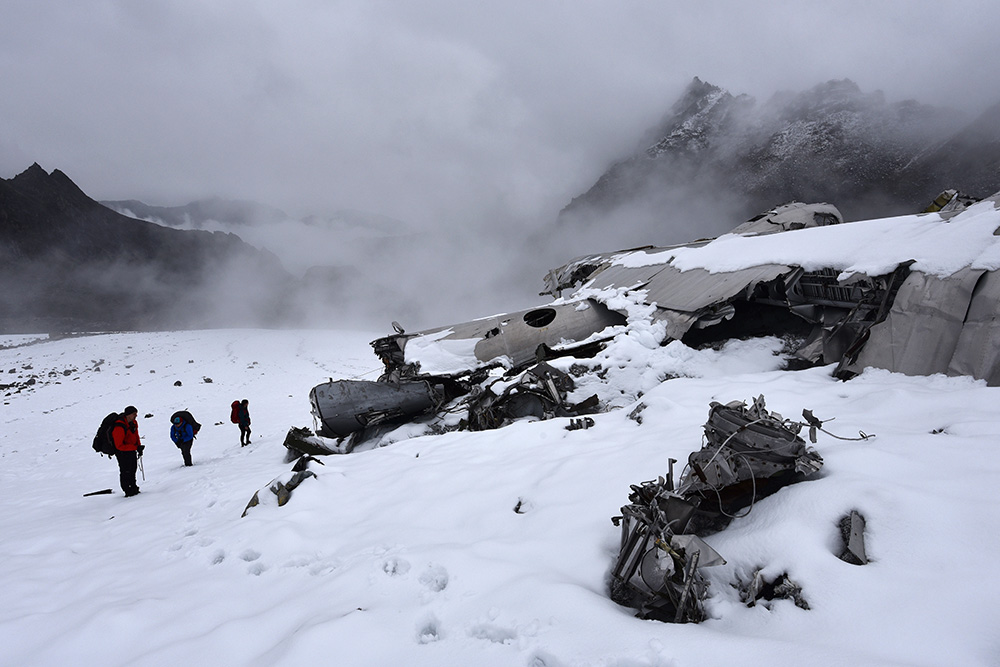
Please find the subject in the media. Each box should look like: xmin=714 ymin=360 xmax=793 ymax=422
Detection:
xmin=6 ymin=163 xmax=94 ymax=210
xmin=557 ymin=77 xmax=996 ymax=254
xmin=765 ymin=79 xmax=885 ymax=123
xmin=0 ymin=164 xmax=298 ymax=331
xmin=644 ymin=77 xmax=753 ymax=158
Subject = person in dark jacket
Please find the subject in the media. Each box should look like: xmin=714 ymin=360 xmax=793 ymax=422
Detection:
xmin=170 ymin=415 xmax=195 ymax=466
xmin=112 ymin=406 xmax=143 ymax=497
xmin=238 ymin=399 xmax=251 ymax=446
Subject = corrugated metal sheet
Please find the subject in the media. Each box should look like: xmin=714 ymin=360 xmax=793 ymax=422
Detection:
xmin=846 ymin=268 xmax=985 ymax=378
xmin=948 ymin=270 xmax=1000 ymax=385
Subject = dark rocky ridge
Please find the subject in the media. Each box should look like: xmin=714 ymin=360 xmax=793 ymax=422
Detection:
xmin=0 ymin=164 xmax=298 ymax=332
xmin=100 ymin=197 xmax=291 ymax=229
xmin=559 ymin=78 xmax=999 ymax=245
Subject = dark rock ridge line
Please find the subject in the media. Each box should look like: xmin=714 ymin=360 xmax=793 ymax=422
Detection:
xmin=0 ymin=164 xmax=298 ymax=332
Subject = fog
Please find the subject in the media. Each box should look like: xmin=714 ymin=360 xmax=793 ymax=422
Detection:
xmin=2 ymin=1 xmax=999 ymax=331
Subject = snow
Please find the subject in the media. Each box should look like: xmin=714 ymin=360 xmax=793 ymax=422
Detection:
xmin=3 ymin=327 xmax=999 ymax=666
xmin=404 ymin=328 xmax=500 ymax=375
xmin=615 ymin=197 xmax=1000 ymax=279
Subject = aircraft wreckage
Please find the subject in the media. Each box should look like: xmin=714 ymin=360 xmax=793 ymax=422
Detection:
xmin=609 ymin=394 xmax=870 ymax=623
xmin=283 ymin=190 xmax=1000 ymax=458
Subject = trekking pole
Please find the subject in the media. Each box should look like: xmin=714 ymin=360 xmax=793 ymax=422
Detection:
xmin=138 ymin=454 xmax=145 ymax=481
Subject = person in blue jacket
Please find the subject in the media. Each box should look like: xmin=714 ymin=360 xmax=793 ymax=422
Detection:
xmin=170 ymin=415 xmax=195 ymax=466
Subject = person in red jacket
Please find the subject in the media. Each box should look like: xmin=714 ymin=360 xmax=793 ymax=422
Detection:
xmin=112 ymin=406 xmax=144 ymax=497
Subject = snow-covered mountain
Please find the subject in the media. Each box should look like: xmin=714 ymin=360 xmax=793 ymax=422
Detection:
xmin=559 ymin=78 xmax=997 ymax=247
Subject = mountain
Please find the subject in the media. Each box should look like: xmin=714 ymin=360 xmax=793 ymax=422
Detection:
xmin=559 ymin=78 xmax=994 ymax=245
xmin=101 ymin=197 xmax=291 ymax=228
xmin=0 ymin=164 xmax=298 ymax=332
xmin=899 ymin=99 xmax=1000 ymax=198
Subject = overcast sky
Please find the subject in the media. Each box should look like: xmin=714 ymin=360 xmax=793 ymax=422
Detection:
xmin=2 ymin=0 xmax=998 ymax=233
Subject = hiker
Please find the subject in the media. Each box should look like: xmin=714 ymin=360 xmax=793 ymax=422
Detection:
xmin=238 ymin=399 xmax=251 ymax=446
xmin=170 ymin=414 xmax=195 ymax=466
xmin=112 ymin=406 xmax=144 ymax=497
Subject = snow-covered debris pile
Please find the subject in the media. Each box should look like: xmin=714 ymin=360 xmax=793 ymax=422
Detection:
xmin=609 ymin=395 xmax=844 ymax=623
xmin=293 ymin=192 xmax=1000 ymax=455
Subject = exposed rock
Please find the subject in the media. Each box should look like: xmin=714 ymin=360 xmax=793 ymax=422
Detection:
xmin=559 ymin=78 xmax=990 ymax=246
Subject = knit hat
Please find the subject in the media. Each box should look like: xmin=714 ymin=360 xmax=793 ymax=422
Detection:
xmin=172 ymin=416 xmax=181 ymax=424
xmin=123 ymin=405 xmax=138 ymax=416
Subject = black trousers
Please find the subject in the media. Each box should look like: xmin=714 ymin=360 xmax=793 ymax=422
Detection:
xmin=114 ymin=450 xmax=139 ymax=495
xmin=177 ymin=440 xmax=193 ymax=466
xmin=239 ymin=424 xmax=251 ymax=445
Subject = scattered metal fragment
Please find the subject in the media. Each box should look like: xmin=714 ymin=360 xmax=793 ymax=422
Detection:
xmin=282 ymin=425 xmax=351 ymax=459
xmin=242 ymin=459 xmax=319 ymax=517
xmin=737 ymin=569 xmax=810 ymax=610
xmin=838 ymin=509 xmax=869 ymax=565
xmin=565 ymin=416 xmax=595 ymax=430
xmin=465 ymin=362 xmax=598 ymax=432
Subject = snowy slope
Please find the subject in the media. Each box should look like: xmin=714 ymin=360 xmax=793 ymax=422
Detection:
xmin=2 ymin=328 xmax=999 ymax=666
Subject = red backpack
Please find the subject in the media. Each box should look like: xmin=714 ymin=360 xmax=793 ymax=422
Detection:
xmin=230 ymin=400 xmax=240 ymax=424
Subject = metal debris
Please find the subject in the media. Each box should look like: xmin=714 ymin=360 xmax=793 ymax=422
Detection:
xmin=242 ymin=459 xmax=320 ymax=517
xmin=737 ymin=569 xmax=810 ymax=610
xmin=610 ymin=396 xmax=828 ymax=622
xmin=838 ymin=509 xmax=869 ymax=565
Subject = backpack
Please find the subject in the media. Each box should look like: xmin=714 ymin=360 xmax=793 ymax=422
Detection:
xmin=93 ymin=412 xmax=119 ymax=458
xmin=231 ymin=401 xmax=240 ymax=424
xmin=170 ymin=410 xmax=202 ymax=436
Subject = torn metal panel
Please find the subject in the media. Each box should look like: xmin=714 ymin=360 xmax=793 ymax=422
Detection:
xmin=922 ymin=188 xmax=981 ymax=217
xmin=729 ymin=202 xmax=843 ymax=236
xmin=947 ymin=270 xmax=1000 ymax=384
xmin=642 ymin=264 xmax=793 ymax=313
xmin=540 ymin=250 xmax=637 ymax=296
xmin=839 ymin=268 xmax=985 ymax=380
xmin=374 ymin=299 xmax=626 ymax=378
xmin=838 ymin=510 xmax=868 ymax=565
xmin=582 ymin=260 xmax=794 ymax=341
xmin=283 ymin=425 xmax=353 ymax=457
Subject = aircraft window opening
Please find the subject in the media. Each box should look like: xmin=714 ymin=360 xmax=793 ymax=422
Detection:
xmin=524 ymin=308 xmax=557 ymax=328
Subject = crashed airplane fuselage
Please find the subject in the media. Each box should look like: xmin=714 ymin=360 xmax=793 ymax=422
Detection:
xmin=307 ymin=299 xmax=624 ymax=444
xmin=300 ymin=192 xmax=1000 ymax=454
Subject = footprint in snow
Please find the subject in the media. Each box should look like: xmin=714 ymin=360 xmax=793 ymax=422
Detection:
xmin=416 ymin=616 xmax=442 ymax=644
xmin=419 ymin=564 xmax=449 ymax=592
xmin=382 ymin=557 xmax=411 ymax=576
